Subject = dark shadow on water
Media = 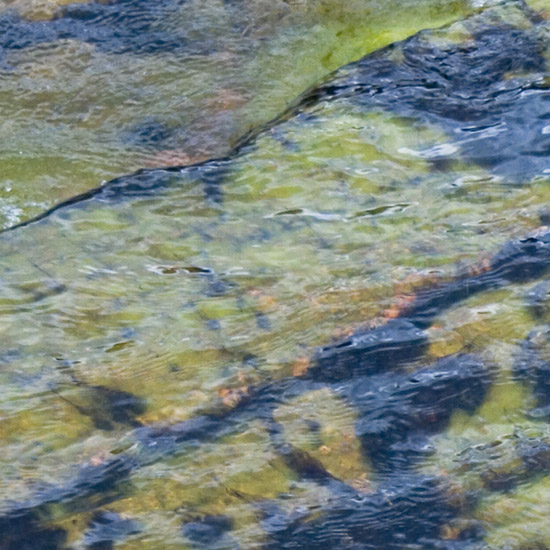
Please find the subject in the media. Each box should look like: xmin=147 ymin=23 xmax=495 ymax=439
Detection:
xmin=0 ymin=0 xmax=197 ymax=57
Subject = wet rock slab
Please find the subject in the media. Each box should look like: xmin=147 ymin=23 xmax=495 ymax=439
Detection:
xmin=0 ymin=2 xmax=550 ymax=550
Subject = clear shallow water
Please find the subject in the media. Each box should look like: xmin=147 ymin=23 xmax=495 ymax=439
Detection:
xmin=0 ymin=0 xmax=468 ymax=226
xmin=2 ymin=0 xmax=550 ymax=549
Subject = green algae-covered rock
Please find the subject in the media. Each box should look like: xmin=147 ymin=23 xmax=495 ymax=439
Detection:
xmin=0 ymin=0 xmax=471 ymax=228
xmin=2 ymin=1 xmax=550 ymax=548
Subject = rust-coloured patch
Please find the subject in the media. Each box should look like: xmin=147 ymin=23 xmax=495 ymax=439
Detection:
xmin=205 ymin=88 xmax=250 ymax=113
xmin=349 ymin=472 xmax=374 ymax=494
xmin=440 ymin=524 xmax=461 ymax=540
xmin=319 ymin=445 xmax=331 ymax=455
xmin=248 ymin=289 xmax=277 ymax=310
xmin=218 ymin=386 xmax=249 ymax=408
xmin=466 ymin=256 xmax=492 ymax=277
xmin=144 ymin=149 xmax=211 ymax=168
xmin=384 ymin=293 xmax=416 ymax=319
xmin=89 ymin=453 xmax=108 ymax=467
xmin=332 ymin=326 xmax=355 ymax=339
xmin=291 ymin=356 xmax=310 ymax=377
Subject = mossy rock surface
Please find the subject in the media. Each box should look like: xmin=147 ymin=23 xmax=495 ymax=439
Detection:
xmin=2 ymin=1 xmax=550 ymax=549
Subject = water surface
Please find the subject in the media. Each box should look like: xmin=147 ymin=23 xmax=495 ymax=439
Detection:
xmin=2 ymin=0 xmax=550 ymax=549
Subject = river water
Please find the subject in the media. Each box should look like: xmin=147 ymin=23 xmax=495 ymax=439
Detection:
xmin=1 ymin=0 xmax=550 ymax=549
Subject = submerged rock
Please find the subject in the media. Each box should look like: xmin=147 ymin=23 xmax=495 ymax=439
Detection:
xmin=305 ymin=0 xmax=550 ymax=182
xmin=83 ymin=510 xmax=140 ymax=550
xmin=347 ymin=354 xmax=493 ymax=471
xmin=481 ymin=440 xmax=550 ymax=492
xmin=526 ymin=281 xmax=550 ymax=319
xmin=1 ymin=2 xmax=550 ymax=549
xmin=3 ymin=0 xmax=550 ymax=225
xmin=182 ymin=514 xmax=235 ymax=548
xmin=260 ymin=474 xmax=475 ymax=550
xmin=0 ymin=0 xmax=194 ymax=57
xmin=74 ymin=384 xmax=147 ymax=430
xmin=515 ymin=326 xmax=550 ymax=418
xmin=0 ymin=509 xmax=67 ymax=550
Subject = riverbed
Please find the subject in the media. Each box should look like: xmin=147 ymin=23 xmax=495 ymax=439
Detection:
xmin=1 ymin=0 xmax=550 ymax=548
